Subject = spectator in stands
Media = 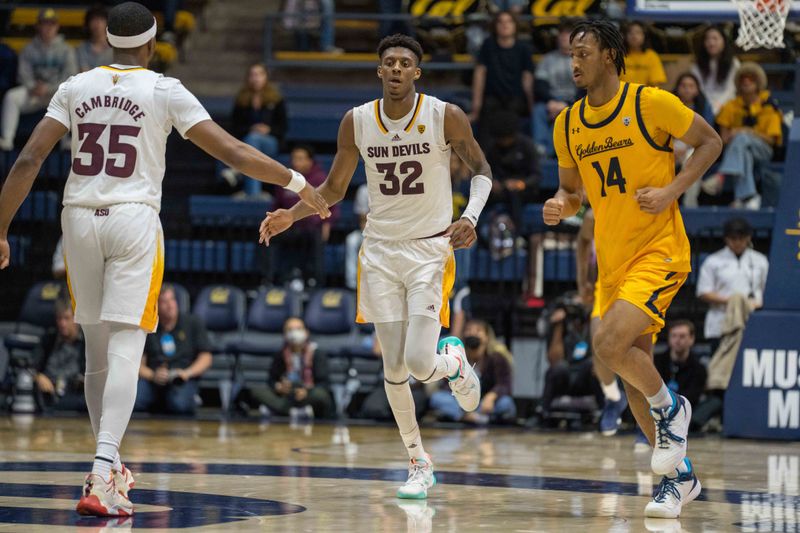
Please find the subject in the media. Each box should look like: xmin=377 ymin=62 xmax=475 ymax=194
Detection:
xmin=345 ymin=183 xmax=369 ymax=290
xmin=539 ymin=297 xmax=602 ymax=417
xmin=0 ymin=43 xmax=17 ymax=104
xmin=672 ymin=73 xmax=715 ymax=206
xmin=691 ymin=25 xmax=740 ymax=115
xmin=696 ymin=217 xmax=768 ymax=354
xmin=283 ymin=0 xmax=341 ymax=53
xmin=248 ymin=317 xmax=334 ymax=419
xmin=654 ymin=320 xmax=707 ymax=408
xmin=702 ymin=63 xmax=783 ymax=209
xmin=532 ymin=21 xmax=579 ymax=157
xmin=135 ymin=285 xmax=213 ymax=415
xmin=378 ymin=0 xmax=411 ymax=38
xmin=429 ymin=319 xmax=515 ymax=424
xmin=0 ymin=9 xmax=77 ymax=151
xmin=222 ymin=63 xmax=288 ymax=197
xmin=34 ymin=299 xmax=86 ymax=412
xmin=486 ymin=110 xmax=540 ymax=229
xmin=271 ymin=145 xmax=337 ymax=284
xmin=620 ymin=21 xmax=666 ymax=87
xmin=470 ymin=11 xmax=534 ymax=146
xmin=76 ymin=5 xmax=113 ymax=72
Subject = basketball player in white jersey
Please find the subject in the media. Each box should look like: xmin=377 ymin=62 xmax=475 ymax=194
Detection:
xmin=0 ymin=2 xmax=328 ymax=517
xmin=260 ymin=34 xmax=493 ymax=499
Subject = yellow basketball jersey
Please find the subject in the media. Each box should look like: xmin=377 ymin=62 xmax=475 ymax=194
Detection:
xmin=554 ymin=82 xmax=695 ymax=284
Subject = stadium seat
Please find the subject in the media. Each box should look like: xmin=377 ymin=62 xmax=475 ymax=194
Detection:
xmin=193 ymin=284 xmax=246 ymax=409
xmin=304 ymin=288 xmax=359 ymax=352
xmin=470 ymin=248 xmax=527 ymax=282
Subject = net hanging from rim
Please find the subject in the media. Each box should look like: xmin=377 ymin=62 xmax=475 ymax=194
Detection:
xmin=732 ymin=0 xmax=792 ymax=50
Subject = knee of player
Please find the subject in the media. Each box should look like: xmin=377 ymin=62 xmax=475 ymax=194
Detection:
xmin=592 ymin=327 xmax=624 ymax=365
xmin=404 ymin=356 xmax=434 ymax=382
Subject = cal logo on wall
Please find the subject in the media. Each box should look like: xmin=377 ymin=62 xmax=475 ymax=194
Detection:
xmin=409 ymin=0 xmax=486 ymax=18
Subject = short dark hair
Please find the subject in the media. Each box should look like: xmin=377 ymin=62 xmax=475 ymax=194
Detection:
xmin=292 ymin=144 xmax=315 ymax=160
xmin=84 ymin=4 xmax=108 ymax=32
xmin=723 ymin=217 xmax=753 ymax=238
xmin=377 ymin=34 xmax=423 ymax=65
xmin=570 ymin=19 xmax=627 ymax=75
xmin=669 ymin=319 xmax=695 ymax=337
xmin=107 ymin=1 xmax=154 ymax=47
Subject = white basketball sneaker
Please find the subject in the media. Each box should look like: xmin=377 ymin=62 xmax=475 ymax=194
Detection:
xmin=650 ymin=393 xmax=692 ymax=475
xmin=397 ymin=454 xmax=436 ymax=500
xmin=438 ymin=337 xmax=481 ymax=412
xmin=112 ymin=464 xmax=135 ymax=499
xmin=645 ymin=459 xmax=702 ymax=518
xmin=76 ymin=473 xmax=133 ymax=517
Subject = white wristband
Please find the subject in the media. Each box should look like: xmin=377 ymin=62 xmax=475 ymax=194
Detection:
xmin=285 ymin=169 xmax=307 ymax=193
xmin=461 ymin=174 xmax=492 ymax=226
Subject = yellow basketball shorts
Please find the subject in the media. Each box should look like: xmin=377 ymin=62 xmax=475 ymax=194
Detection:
xmin=596 ymin=264 xmax=688 ymax=336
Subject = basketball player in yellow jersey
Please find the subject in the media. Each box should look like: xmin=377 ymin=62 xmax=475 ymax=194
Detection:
xmin=544 ymin=20 xmax=722 ymax=519
xmin=261 ymin=34 xmax=493 ymax=500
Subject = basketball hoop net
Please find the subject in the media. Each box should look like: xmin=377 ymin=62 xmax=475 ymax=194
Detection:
xmin=732 ymin=0 xmax=791 ymax=49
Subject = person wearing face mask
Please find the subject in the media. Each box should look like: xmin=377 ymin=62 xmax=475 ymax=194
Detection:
xmin=429 ymin=319 xmax=516 ymax=424
xmin=247 ymin=317 xmax=333 ymax=419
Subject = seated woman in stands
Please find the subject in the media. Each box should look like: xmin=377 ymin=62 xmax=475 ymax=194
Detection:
xmin=221 ymin=63 xmax=287 ymax=197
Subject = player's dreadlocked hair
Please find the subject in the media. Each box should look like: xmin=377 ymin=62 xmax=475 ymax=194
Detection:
xmin=377 ymin=34 xmax=424 ymax=66
xmin=107 ymin=2 xmax=154 ymax=47
xmin=570 ymin=19 xmax=626 ymax=75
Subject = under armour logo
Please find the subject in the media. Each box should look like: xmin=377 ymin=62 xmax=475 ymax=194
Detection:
xmin=572 ymin=127 xmax=580 ymax=134
xmin=426 ymin=304 xmax=436 ymax=312
xmin=391 ymin=134 xmax=402 ymax=141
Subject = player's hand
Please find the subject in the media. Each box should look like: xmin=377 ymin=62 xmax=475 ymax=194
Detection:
xmin=154 ymin=367 xmax=170 ymax=386
xmin=259 ymin=209 xmax=294 ymax=246
xmin=36 ymin=373 xmax=55 ymax=394
xmin=635 ymin=187 xmax=675 ymax=215
xmin=297 ymin=184 xmax=330 ymax=219
xmin=542 ymin=198 xmax=564 ymax=225
xmin=0 ymin=238 xmax=10 ymax=269
xmin=444 ymin=218 xmax=477 ymax=249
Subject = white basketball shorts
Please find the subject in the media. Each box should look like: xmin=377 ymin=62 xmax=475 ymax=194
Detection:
xmin=62 ymin=203 xmax=164 ymax=332
xmin=356 ymin=236 xmax=455 ymax=327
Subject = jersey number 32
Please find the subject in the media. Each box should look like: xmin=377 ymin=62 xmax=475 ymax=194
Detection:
xmin=376 ymin=161 xmax=424 ymax=196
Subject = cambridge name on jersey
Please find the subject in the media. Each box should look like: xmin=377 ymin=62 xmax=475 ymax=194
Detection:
xmin=46 ymin=64 xmax=211 ymax=212
xmin=554 ymin=82 xmax=695 ymax=284
xmin=353 ymin=93 xmax=452 ymax=241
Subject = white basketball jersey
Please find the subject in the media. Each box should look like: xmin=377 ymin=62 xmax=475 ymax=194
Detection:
xmin=46 ymin=64 xmax=210 ymax=212
xmin=353 ymin=93 xmax=452 ymax=241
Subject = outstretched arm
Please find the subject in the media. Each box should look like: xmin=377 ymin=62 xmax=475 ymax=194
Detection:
xmin=0 ymin=117 xmax=67 ymax=269
xmin=186 ymin=120 xmax=330 ymax=217
xmin=259 ymin=110 xmax=360 ymax=244
xmin=444 ymin=103 xmax=492 ymax=249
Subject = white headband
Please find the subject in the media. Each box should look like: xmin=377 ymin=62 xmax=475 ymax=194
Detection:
xmin=107 ymin=17 xmax=157 ymax=48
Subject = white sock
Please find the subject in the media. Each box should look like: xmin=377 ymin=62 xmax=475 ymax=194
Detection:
xmin=646 ymin=383 xmax=674 ymax=410
xmin=601 ymin=380 xmax=622 ymax=402
xmin=384 ymin=381 xmax=427 ymax=461
xmin=92 ymin=432 xmax=118 ymax=479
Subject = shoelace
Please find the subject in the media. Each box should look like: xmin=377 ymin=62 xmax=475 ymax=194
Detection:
xmin=652 ymin=476 xmax=682 ymax=503
xmin=406 ymin=462 xmax=430 ymax=487
xmin=655 ymin=415 xmax=686 ymax=449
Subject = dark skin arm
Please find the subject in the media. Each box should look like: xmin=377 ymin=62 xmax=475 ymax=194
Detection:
xmin=186 ymin=120 xmax=330 ymax=218
xmin=259 ymin=110 xmax=359 ymax=245
xmin=443 ymin=103 xmax=492 ymax=249
xmin=0 ymin=117 xmax=67 ymax=269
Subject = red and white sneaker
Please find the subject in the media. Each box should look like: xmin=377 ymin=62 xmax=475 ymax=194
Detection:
xmin=76 ymin=473 xmax=133 ymax=517
xmin=112 ymin=464 xmax=135 ymax=499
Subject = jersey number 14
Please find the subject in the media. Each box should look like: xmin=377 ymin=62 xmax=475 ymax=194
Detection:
xmin=591 ymin=156 xmax=627 ymax=197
